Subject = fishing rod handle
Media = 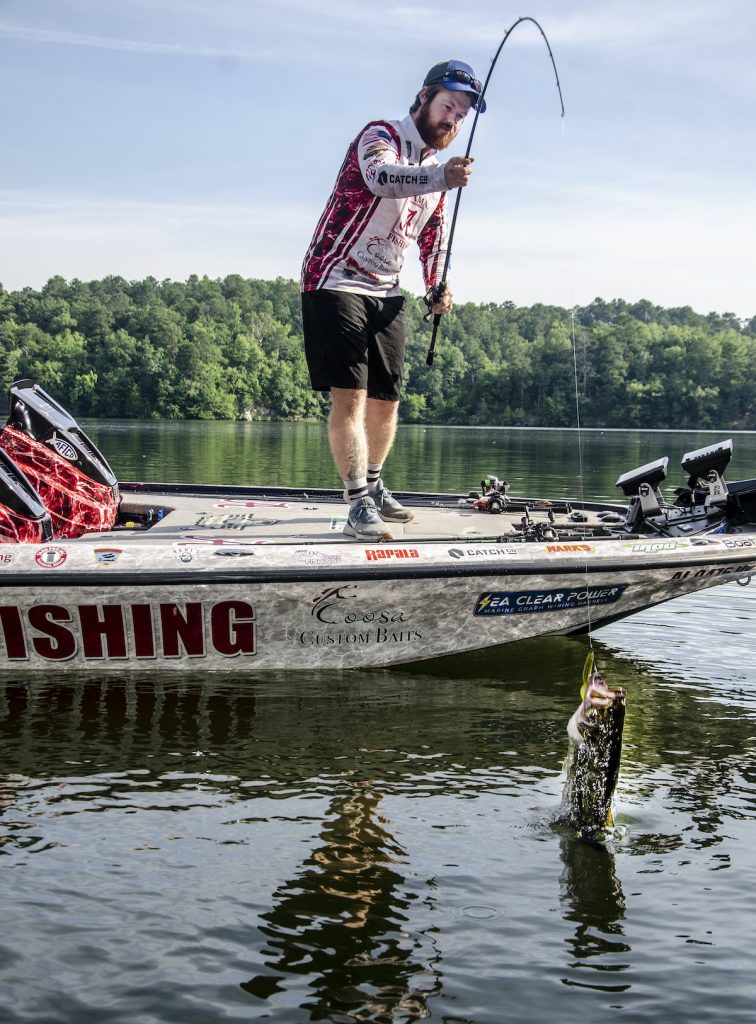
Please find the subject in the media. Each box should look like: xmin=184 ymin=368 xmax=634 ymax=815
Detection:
xmin=426 ymin=314 xmax=441 ymax=366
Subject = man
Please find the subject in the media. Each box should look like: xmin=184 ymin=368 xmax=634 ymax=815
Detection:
xmin=301 ymin=59 xmax=485 ymax=540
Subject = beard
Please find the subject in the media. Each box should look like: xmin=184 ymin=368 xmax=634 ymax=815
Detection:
xmin=415 ymin=102 xmax=459 ymax=150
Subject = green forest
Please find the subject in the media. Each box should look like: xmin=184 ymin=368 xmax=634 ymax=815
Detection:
xmin=1 ymin=274 xmax=753 ymax=429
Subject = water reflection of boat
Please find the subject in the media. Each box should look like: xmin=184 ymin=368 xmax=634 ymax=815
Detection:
xmin=1 ymin=379 xmax=755 ymax=671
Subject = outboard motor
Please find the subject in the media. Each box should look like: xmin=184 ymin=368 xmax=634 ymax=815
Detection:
xmin=0 ymin=448 xmax=53 ymax=543
xmin=0 ymin=379 xmax=119 ymax=538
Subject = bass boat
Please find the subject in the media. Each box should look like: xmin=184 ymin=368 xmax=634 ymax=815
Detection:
xmin=1 ymin=380 xmax=754 ymax=672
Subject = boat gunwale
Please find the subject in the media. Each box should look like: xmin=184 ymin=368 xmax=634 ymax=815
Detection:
xmin=1 ymin=545 xmax=754 ymax=588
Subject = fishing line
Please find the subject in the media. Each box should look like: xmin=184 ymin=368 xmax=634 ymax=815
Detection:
xmin=558 ymin=92 xmax=594 ymax=651
xmin=425 ymin=15 xmax=565 ymax=366
xmin=570 ymin=306 xmax=594 ymax=649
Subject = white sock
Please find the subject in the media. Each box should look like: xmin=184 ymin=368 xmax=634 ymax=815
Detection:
xmin=344 ymin=477 xmax=368 ymax=505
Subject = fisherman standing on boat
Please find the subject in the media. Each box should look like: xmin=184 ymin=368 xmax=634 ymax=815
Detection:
xmin=301 ymin=61 xmax=485 ymax=541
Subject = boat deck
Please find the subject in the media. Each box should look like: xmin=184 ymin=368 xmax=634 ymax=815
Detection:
xmin=115 ymin=484 xmax=613 ymax=546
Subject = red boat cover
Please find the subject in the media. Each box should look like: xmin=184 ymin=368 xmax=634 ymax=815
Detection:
xmin=0 ymin=425 xmax=118 ymax=538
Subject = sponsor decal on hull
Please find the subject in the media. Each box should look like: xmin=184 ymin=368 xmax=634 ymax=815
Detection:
xmin=448 ymin=546 xmax=520 ymax=560
xmin=298 ymin=585 xmax=421 ymax=648
xmin=35 ymin=546 xmax=67 ymax=568
xmin=94 ymin=548 xmax=122 ymax=564
xmin=474 ymin=585 xmax=627 ymax=616
xmin=294 ymin=548 xmax=342 ymax=566
xmin=545 ymin=544 xmax=596 ymax=553
xmin=0 ymin=600 xmax=256 ymax=662
xmin=194 ymin=512 xmax=279 ymax=529
xmin=628 ymin=540 xmax=688 ymax=553
xmin=669 ymin=563 xmax=754 ymax=582
xmin=365 ymin=548 xmax=419 ymax=562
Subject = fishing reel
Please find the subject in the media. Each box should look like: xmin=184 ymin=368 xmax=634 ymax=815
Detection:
xmin=519 ymin=508 xmax=558 ymax=541
xmin=423 ymin=283 xmax=447 ymax=322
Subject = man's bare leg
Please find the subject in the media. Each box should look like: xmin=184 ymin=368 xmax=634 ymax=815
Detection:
xmin=364 ymin=397 xmax=413 ymax=522
xmin=328 ymin=388 xmax=367 ymax=481
xmin=365 ymin=397 xmax=399 ymax=469
xmin=329 ymin=388 xmax=393 ymax=540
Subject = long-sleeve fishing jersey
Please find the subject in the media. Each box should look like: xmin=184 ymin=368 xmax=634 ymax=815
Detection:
xmin=301 ymin=113 xmax=449 ymax=297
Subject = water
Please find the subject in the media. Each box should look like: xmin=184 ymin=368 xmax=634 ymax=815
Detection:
xmin=77 ymin=420 xmax=756 ymax=502
xmin=2 ymin=423 xmax=755 ymax=1023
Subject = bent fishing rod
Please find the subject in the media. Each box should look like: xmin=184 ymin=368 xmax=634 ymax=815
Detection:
xmin=425 ymin=16 xmax=565 ymax=366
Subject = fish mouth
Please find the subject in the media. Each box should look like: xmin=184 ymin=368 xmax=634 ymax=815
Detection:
xmin=567 ymin=676 xmax=625 ymax=744
xmin=585 ymin=676 xmax=625 ymax=709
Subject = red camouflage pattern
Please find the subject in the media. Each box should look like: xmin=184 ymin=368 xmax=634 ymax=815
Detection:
xmin=0 ymin=425 xmax=118 ymax=538
xmin=0 ymin=504 xmax=50 ymax=543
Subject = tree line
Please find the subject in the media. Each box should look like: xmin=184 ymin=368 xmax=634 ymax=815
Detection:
xmin=0 ymin=274 xmax=753 ymax=429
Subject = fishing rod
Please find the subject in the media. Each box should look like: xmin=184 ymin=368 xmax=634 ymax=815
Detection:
xmin=425 ymin=16 xmax=565 ymax=366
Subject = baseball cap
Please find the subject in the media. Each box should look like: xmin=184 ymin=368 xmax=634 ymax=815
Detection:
xmin=423 ymin=59 xmax=486 ymax=112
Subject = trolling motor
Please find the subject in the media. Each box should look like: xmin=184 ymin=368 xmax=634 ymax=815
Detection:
xmin=0 ymin=379 xmax=120 ymax=539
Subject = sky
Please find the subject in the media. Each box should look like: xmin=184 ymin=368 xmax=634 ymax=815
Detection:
xmin=1 ymin=0 xmax=754 ymax=318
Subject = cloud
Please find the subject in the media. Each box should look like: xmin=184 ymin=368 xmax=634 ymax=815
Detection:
xmin=0 ymin=191 xmax=312 ymax=289
xmin=0 ymin=23 xmax=256 ymax=59
xmin=1 ymin=162 xmax=753 ymax=319
xmin=400 ymin=171 xmax=756 ymax=318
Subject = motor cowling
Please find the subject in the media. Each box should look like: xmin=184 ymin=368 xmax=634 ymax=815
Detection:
xmin=0 ymin=448 xmax=54 ymax=543
xmin=0 ymin=379 xmax=119 ymax=539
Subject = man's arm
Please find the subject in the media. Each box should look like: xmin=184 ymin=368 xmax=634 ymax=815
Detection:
xmin=418 ymin=193 xmax=452 ymax=311
xmin=357 ymin=122 xmax=448 ymax=197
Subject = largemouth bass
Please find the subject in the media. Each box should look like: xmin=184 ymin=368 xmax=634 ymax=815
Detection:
xmin=559 ymin=652 xmax=626 ymax=836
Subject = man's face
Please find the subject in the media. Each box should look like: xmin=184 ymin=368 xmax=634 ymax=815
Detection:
xmin=415 ymin=87 xmax=473 ymax=149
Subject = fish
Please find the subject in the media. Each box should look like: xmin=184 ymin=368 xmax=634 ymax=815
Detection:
xmin=559 ymin=652 xmax=626 ymax=837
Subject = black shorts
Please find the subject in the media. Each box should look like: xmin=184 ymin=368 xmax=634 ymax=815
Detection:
xmin=301 ymin=289 xmax=406 ymax=402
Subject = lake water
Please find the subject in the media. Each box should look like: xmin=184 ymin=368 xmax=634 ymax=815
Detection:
xmin=2 ymin=423 xmax=755 ymax=1023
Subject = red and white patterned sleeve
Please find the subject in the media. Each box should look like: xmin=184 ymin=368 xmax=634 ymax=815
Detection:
xmin=417 ymin=192 xmax=448 ymax=290
xmin=357 ymin=122 xmax=447 ymax=198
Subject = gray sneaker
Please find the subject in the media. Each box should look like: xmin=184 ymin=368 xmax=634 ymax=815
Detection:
xmin=373 ymin=483 xmax=414 ymax=523
xmin=343 ymin=497 xmax=395 ymax=541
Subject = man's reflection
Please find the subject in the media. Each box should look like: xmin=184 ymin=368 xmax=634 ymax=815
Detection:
xmin=243 ymin=784 xmax=441 ymax=1020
